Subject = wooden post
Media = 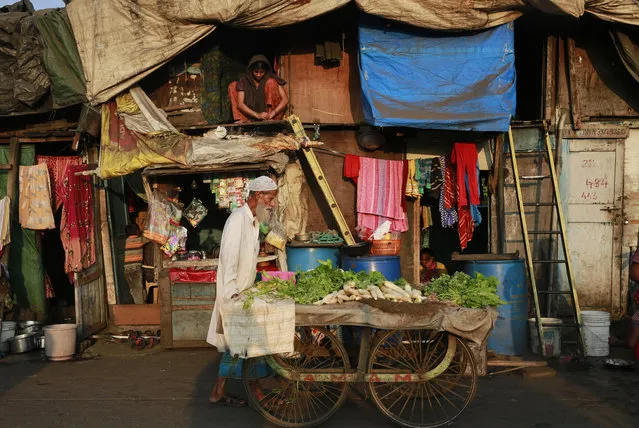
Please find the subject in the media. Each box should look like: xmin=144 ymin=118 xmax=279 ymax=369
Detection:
xmin=412 ymin=199 xmax=421 ymax=284
xmin=1 ymin=137 xmax=19 ymax=267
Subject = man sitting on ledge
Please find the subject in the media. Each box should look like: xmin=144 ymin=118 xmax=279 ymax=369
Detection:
xmin=228 ymin=55 xmax=288 ymax=122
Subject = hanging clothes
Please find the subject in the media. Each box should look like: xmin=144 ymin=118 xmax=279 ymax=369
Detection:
xmin=60 ymin=164 xmax=96 ymax=274
xmin=19 ymin=164 xmax=55 ymax=230
xmin=357 ymin=157 xmax=408 ymax=235
xmin=0 ymin=196 xmax=10 ymax=251
xmin=343 ymin=154 xmax=360 ymax=184
xmin=422 ymin=206 xmax=433 ymax=229
xmin=37 ymin=155 xmax=83 ymax=210
xmin=439 ymin=157 xmax=458 ymax=228
xmin=406 ymin=160 xmax=420 ymax=198
xmin=451 ymin=142 xmax=480 ymax=207
xmin=416 ymin=158 xmax=433 ymax=193
xmin=429 ymin=157 xmax=443 ymax=191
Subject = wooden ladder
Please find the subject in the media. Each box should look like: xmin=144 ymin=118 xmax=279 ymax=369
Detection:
xmin=287 ymin=115 xmax=356 ymax=246
xmin=507 ymin=127 xmax=585 ymax=357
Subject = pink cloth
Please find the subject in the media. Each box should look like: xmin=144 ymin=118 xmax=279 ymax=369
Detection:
xmin=356 ymin=157 xmax=408 ymax=235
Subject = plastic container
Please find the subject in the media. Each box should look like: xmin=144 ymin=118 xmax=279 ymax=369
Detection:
xmin=464 ymin=259 xmax=528 ymax=356
xmin=44 ymin=324 xmax=77 ymax=361
xmin=341 ymin=255 xmax=401 ymax=281
xmin=581 ymin=310 xmax=610 ymax=357
xmin=528 ymin=317 xmax=563 ymax=357
xmin=286 ymin=246 xmax=340 ymax=272
xmin=370 ymin=240 xmax=401 ymax=256
xmin=1 ymin=320 xmax=16 ymax=350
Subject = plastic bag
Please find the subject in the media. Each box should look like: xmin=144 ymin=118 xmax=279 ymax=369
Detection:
xmin=144 ymin=190 xmax=183 ymax=244
xmin=184 ymin=198 xmax=207 ymax=228
xmin=161 ymin=225 xmax=188 ymax=257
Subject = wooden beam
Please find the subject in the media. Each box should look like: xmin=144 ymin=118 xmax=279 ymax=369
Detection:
xmin=1 ymin=137 xmax=19 ymax=267
xmin=413 ymin=199 xmax=421 ymax=284
xmin=98 ymin=185 xmax=117 ymax=305
xmin=110 ymin=304 xmax=161 ymax=326
xmin=159 ymin=272 xmax=173 ymax=348
xmin=0 ymin=136 xmax=74 ymax=144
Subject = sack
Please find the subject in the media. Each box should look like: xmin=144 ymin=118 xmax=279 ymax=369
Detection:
xmin=144 ymin=190 xmax=183 ymax=244
xmin=219 ymin=297 xmax=295 ymax=358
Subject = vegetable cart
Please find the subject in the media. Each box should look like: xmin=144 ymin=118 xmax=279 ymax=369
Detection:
xmin=242 ymin=301 xmax=496 ymax=428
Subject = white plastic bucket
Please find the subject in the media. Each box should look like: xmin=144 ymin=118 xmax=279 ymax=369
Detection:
xmin=529 ymin=317 xmax=563 ymax=357
xmin=581 ymin=310 xmax=610 ymax=357
xmin=44 ymin=324 xmax=77 ymax=361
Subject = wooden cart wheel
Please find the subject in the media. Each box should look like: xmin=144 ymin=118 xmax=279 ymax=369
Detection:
xmin=367 ymin=330 xmax=477 ymax=428
xmin=243 ymin=326 xmax=350 ymax=428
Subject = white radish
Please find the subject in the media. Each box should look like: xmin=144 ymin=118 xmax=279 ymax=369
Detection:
xmin=404 ymin=285 xmax=413 ymax=293
xmin=383 ymin=281 xmax=411 ymax=298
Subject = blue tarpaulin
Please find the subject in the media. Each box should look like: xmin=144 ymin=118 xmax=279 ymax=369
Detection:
xmin=359 ymin=19 xmax=516 ymax=132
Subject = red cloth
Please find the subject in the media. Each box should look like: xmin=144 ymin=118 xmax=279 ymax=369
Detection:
xmin=457 ymin=206 xmax=474 ymax=250
xmin=343 ymin=154 xmax=360 ymax=184
xmin=228 ymin=79 xmax=284 ymax=122
xmin=443 ymin=157 xmax=457 ymax=210
xmin=36 ymin=156 xmax=83 ymax=210
xmin=451 ymin=142 xmax=479 ymax=208
xmin=169 ymin=268 xmax=216 ymax=284
xmin=60 ymin=164 xmax=96 ymax=274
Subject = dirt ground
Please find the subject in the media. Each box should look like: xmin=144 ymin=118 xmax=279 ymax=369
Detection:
xmin=0 ymin=340 xmax=637 ymax=428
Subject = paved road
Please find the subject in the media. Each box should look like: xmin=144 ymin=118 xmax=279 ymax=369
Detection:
xmin=0 ymin=342 xmax=637 ymax=428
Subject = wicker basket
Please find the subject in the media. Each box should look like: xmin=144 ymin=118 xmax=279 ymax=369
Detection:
xmin=370 ymin=239 xmax=401 ymax=256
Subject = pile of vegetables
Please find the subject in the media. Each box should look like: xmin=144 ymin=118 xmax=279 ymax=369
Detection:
xmin=423 ymin=272 xmax=506 ymax=309
xmin=240 ymin=261 xmax=504 ymax=309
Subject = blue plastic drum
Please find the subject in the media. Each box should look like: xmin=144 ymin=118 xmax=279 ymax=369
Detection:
xmin=286 ymin=246 xmax=341 ymax=272
xmin=464 ymin=259 xmax=528 ymax=356
xmin=341 ymin=255 xmax=401 ymax=282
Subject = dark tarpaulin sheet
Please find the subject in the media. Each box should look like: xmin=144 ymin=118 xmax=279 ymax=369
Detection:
xmin=358 ymin=18 xmax=516 ymax=132
xmin=0 ymin=145 xmax=46 ymax=317
xmin=34 ymin=8 xmax=87 ymax=108
xmin=0 ymin=11 xmax=51 ymax=115
xmin=611 ymin=26 xmax=639 ymax=83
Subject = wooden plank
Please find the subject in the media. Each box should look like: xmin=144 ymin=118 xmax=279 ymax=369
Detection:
xmin=0 ymin=137 xmax=19 ymax=268
xmin=413 ymin=199 xmax=420 ymax=284
xmin=170 ymin=340 xmax=212 ymax=349
xmin=158 ymin=272 xmax=173 ymax=347
xmin=487 ymin=360 xmax=547 ymax=367
xmin=163 ymin=255 xmax=276 ymax=269
xmin=450 ymin=252 xmax=520 ymax=261
xmin=98 ymin=185 xmax=116 ymax=305
xmin=110 ymin=304 xmax=161 ymax=326
xmin=171 ymin=304 xmax=214 ymax=311
xmin=284 ymin=40 xmax=364 ymax=125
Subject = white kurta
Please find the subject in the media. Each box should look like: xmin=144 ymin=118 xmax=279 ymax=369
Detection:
xmin=206 ymin=204 xmax=260 ymax=350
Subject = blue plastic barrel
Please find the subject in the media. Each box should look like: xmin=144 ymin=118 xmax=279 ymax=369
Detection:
xmin=464 ymin=259 xmax=528 ymax=356
xmin=286 ymin=246 xmax=341 ymax=272
xmin=341 ymin=255 xmax=401 ymax=281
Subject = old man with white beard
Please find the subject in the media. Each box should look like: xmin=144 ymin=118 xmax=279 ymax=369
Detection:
xmin=207 ymin=175 xmax=278 ymax=407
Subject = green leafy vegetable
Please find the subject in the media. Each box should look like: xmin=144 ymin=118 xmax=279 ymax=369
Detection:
xmin=423 ymin=272 xmax=505 ymax=309
xmin=241 ymin=260 xmax=390 ymax=308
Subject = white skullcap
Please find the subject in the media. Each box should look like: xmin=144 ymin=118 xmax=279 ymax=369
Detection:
xmin=248 ymin=176 xmax=277 ymax=192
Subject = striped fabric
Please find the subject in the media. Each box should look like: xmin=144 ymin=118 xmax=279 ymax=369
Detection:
xmin=357 ymin=157 xmax=408 ymax=233
xmin=439 ymin=157 xmax=458 ymax=228
xmin=124 ymin=235 xmax=144 ymax=265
